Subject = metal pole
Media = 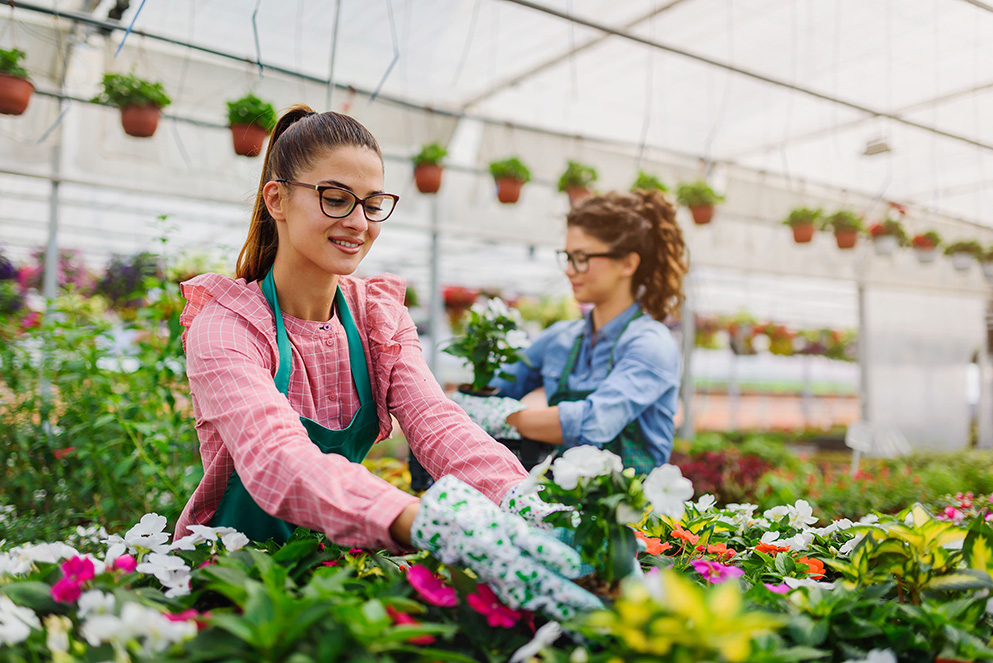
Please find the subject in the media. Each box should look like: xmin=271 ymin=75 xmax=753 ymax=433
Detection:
xmin=677 ymin=281 xmax=695 ymax=439
xmin=978 ymin=303 xmax=993 ymax=449
xmin=857 ymin=282 xmax=870 ymax=424
xmin=427 ymin=195 xmax=442 ymax=376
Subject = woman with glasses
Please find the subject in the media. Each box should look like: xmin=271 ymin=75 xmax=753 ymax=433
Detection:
xmin=491 ymin=189 xmax=688 ymax=473
xmin=172 ymin=106 xmax=599 ymax=620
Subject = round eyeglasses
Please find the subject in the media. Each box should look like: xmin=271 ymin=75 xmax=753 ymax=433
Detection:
xmin=556 ymin=249 xmax=626 ymax=273
xmin=275 ymin=179 xmax=399 ymax=222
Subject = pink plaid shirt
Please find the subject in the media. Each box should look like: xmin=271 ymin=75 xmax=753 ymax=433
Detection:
xmin=173 ymin=272 xmax=527 ymax=551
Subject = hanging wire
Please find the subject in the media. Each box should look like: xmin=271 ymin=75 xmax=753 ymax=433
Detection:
xmin=972 ymin=7 xmax=985 ymax=223
xmin=567 ymin=0 xmax=578 ymax=100
xmin=702 ymin=0 xmax=735 ymax=176
xmin=779 ymin=0 xmax=798 ymax=188
xmin=930 ymin=0 xmax=940 ymax=217
xmin=252 ymin=0 xmax=265 ymax=76
xmin=451 ymin=0 xmax=481 ymax=87
xmin=636 ymin=0 xmax=657 ymax=167
xmin=325 ymin=0 xmax=341 ymax=110
xmin=114 ymin=0 xmax=147 ymax=58
xmin=294 ymin=0 xmax=306 ymax=99
xmin=368 ymin=0 xmax=399 ymax=103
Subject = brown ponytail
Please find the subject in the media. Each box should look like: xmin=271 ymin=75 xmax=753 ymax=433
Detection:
xmin=566 ymin=189 xmax=688 ymax=321
xmin=235 ymin=105 xmax=384 ymax=282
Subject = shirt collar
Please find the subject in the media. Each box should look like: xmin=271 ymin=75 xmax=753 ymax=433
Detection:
xmin=584 ymin=302 xmax=642 ymax=344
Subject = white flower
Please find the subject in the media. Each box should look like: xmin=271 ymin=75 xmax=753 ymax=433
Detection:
xmin=123 ymin=513 xmax=171 ymax=554
xmin=986 ymin=595 xmax=993 ymax=614
xmin=516 ymin=454 xmax=554 ymax=497
xmin=44 ymin=614 xmax=72 ymax=654
xmin=504 ymin=329 xmax=530 ymax=350
xmin=789 ymin=500 xmax=818 ymax=528
xmin=784 ymin=576 xmax=835 ymax=590
xmin=570 ymin=647 xmax=590 ymax=663
xmin=78 ymin=590 xmax=116 ymax=619
xmin=120 ymin=603 xmax=196 ymax=655
xmin=839 ymin=532 xmax=866 ymax=556
xmin=692 ymin=494 xmax=716 ymax=513
xmin=615 ymin=501 xmax=644 ymax=525
xmin=783 ymin=531 xmax=814 ymax=552
xmin=487 ymin=297 xmax=511 ymax=320
xmin=136 ymin=553 xmax=192 ymax=596
xmin=550 ymin=446 xmax=623 ymax=490
xmin=842 ymin=649 xmax=897 ymax=663
xmin=0 ymin=596 xmax=40 ymax=646
xmin=764 ymin=505 xmax=791 ymax=521
xmin=80 ymin=612 xmax=127 ymax=647
xmin=643 ymin=464 xmax=694 ymax=520
xmin=220 ymin=531 xmax=250 ymax=551
xmin=760 ymin=531 xmax=783 ymax=545
xmin=858 ymin=514 xmax=879 ymax=525
xmin=509 ymin=620 xmax=562 ymax=663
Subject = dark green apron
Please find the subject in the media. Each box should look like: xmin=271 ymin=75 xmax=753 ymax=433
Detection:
xmin=547 ymin=310 xmax=657 ymax=474
xmin=210 ymin=269 xmax=380 ymax=544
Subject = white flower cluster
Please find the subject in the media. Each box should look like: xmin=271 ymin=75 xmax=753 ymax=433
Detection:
xmin=642 ymin=464 xmax=695 ymax=520
xmin=78 ymin=590 xmax=197 ymax=656
xmin=470 ymin=298 xmax=528 ymax=350
xmin=0 ymin=595 xmax=40 ymax=646
xmin=550 ymin=446 xmax=623 ymax=490
xmin=0 ymin=542 xmax=86 ymax=578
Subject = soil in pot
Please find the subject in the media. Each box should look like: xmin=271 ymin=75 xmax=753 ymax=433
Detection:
xmin=574 ymin=573 xmax=622 ymax=601
xmin=495 ymin=177 xmax=523 ymax=204
xmin=791 ymin=223 xmax=815 ymax=243
xmin=120 ymin=105 xmax=162 ymax=138
xmin=690 ymin=205 xmax=715 ymax=225
xmin=414 ymin=164 xmax=443 ymax=193
xmin=834 ymin=229 xmax=858 ymax=249
xmin=230 ymin=123 xmax=269 ymax=157
xmin=0 ymin=74 xmax=34 ymax=116
xmin=457 ymin=384 xmax=498 ymax=397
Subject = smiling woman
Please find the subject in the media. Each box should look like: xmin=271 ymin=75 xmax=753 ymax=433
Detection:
xmin=171 ymin=105 xmax=601 ymax=621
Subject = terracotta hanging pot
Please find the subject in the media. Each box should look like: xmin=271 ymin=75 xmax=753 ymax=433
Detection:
xmin=120 ymin=105 xmax=162 ymax=138
xmin=495 ymin=177 xmax=523 ymax=204
xmin=230 ymin=123 xmax=269 ymax=157
xmin=834 ymin=229 xmax=858 ymax=249
xmin=690 ymin=205 xmax=715 ymax=225
xmin=0 ymin=74 xmax=34 ymax=116
xmin=565 ymin=186 xmax=591 ymax=207
xmin=791 ymin=222 xmax=815 ymax=244
xmin=414 ymin=164 xmax=443 ymax=194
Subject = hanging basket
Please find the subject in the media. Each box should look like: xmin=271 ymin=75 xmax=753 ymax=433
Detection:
xmin=495 ymin=177 xmax=523 ymax=204
xmin=950 ymin=252 xmax=975 ymax=272
xmin=0 ymin=74 xmax=34 ymax=116
xmin=791 ymin=223 xmax=815 ymax=244
xmin=414 ymin=164 xmax=443 ymax=194
xmin=982 ymin=261 xmax=993 ymax=281
xmin=230 ymin=123 xmax=269 ymax=157
xmin=690 ymin=205 xmax=715 ymax=225
xmin=120 ymin=105 xmax=162 ymax=138
xmin=565 ymin=186 xmax=591 ymax=207
xmin=872 ymin=234 xmax=899 ymax=256
xmin=834 ymin=229 xmax=858 ymax=249
xmin=914 ymin=246 xmax=938 ymax=263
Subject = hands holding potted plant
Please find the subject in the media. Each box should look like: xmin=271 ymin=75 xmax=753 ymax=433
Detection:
xmin=0 ymin=47 xmax=33 ymax=116
xmin=412 ymin=142 xmax=447 ymax=194
xmin=676 ymin=180 xmax=724 ymax=225
xmin=557 ymin=160 xmax=598 ymax=207
xmin=822 ymin=210 xmax=864 ymax=249
xmin=488 ymin=157 xmax=531 ymax=204
xmin=225 ymin=93 xmax=276 ymax=157
xmin=93 ymin=72 xmax=172 ymax=138
xmin=783 ymin=207 xmax=823 ymax=244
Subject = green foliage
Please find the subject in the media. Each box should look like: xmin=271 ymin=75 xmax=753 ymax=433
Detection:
xmin=944 ymin=239 xmax=984 ymax=257
xmin=0 ymin=47 xmax=29 ymax=80
xmin=869 ymin=219 xmax=909 ymax=245
xmin=487 ymin=157 xmax=531 ymax=183
xmin=821 ymin=210 xmax=864 ymax=233
xmin=92 ymin=72 xmax=172 ymax=109
xmin=782 ymin=207 xmax=822 ymax=228
xmin=226 ymin=93 xmax=277 ymax=132
xmin=631 ymin=170 xmax=669 ymax=193
xmin=556 ymin=160 xmax=598 ymax=191
xmin=411 ymin=142 xmax=446 ymax=166
xmin=676 ymin=179 xmax=724 ymax=207
xmin=442 ymin=298 xmax=528 ymax=392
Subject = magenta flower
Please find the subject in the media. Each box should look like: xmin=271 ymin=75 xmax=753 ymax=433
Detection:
xmin=764 ymin=582 xmax=791 ymax=594
xmin=943 ymin=506 xmax=964 ymax=522
xmin=406 ymin=564 xmax=457 ymax=607
xmin=61 ymin=556 xmax=95 ymax=583
xmin=467 ymin=584 xmax=522 ymax=628
xmin=111 ymin=554 xmax=138 ymax=573
xmin=51 ymin=577 xmax=82 ymax=603
xmin=690 ymin=559 xmax=744 ymax=584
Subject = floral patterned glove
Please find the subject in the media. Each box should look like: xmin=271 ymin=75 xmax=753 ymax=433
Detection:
xmin=450 ymin=391 xmax=527 ymax=440
xmin=411 ymin=476 xmax=603 ymax=620
xmin=500 ymin=481 xmax=571 ymax=531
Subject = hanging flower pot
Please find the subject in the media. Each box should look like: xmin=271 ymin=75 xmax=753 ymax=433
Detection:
xmin=872 ymin=234 xmax=899 ymax=256
xmin=677 ymin=180 xmax=724 ymax=225
xmin=944 ymin=240 xmax=983 ymax=272
xmin=791 ymin=223 xmax=816 ymax=243
xmin=93 ymin=72 xmax=171 ymax=139
xmin=226 ymin=93 xmax=276 ymax=157
xmin=412 ymin=142 xmax=447 ymax=194
xmin=565 ymin=186 xmax=591 ymax=207
xmin=690 ymin=205 xmax=715 ymax=225
xmin=912 ymin=232 xmax=941 ymax=263
xmin=489 ymin=157 xmax=531 ymax=204
xmin=868 ymin=220 xmax=908 ymax=256
xmin=783 ymin=207 xmax=822 ymax=244
xmin=834 ymin=229 xmax=858 ymax=249
xmin=981 ymin=261 xmax=993 ymax=281
xmin=915 ymin=247 xmax=939 ymax=263
xmin=950 ymin=252 xmax=976 ymax=272
xmin=120 ymin=104 xmax=162 ymax=138
xmin=823 ymin=210 xmax=863 ymax=250
xmin=0 ymin=73 xmax=33 ymax=116
xmin=558 ymin=160 xmax=598 ymax=207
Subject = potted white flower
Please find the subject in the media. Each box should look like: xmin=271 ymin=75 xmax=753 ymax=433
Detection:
xmin=443 ymin=296 xmax=529 ymax=395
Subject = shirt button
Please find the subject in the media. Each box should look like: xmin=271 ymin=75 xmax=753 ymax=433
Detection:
xmin=328 ymin=393 xmax=337 ymax=401
xmin=325 ymin=339 xmax=333 ymax=346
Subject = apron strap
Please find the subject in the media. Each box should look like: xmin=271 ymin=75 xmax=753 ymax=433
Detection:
xmin=260 ymin=269 xmax=372 ymax=406
xmin=557 ymin=308 xmax=645 ymax=392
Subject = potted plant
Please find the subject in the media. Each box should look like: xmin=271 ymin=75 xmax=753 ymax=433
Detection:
xmin=822 ymin=210 xmax=864 ymax=249
xmin=676 ymin=180 xmax=724 ymax=225
xmin=93 ymin=72 xmax=172 ymax=138
xmin=944 ymin=240 xmax=983 ymax=272
xmin=631 ymin=170 xmax=669 ymax=193
xmin=442 ymin=297 xmax=528 ymax=394
xmin=867 ymin=219 xmax=908 ymax=256
xmin=412 ymin=142 xmax=446 ymax=194
xmin=225 ymin=93 xmax=276 ymax=157
xmin=912 ymin=231 xmax=942 ymax=264
xmin=0 ymin=48 xmax=33 ymax=116
xmin=488 ymin=157 xmax=531 ymax=204
xmin=782 ymin=207 xmax=822 ymax=244
xmin=981 ymin=247 xmax=993 ymax=281
xmin=557 ymin=160 xmax=598 ymax=207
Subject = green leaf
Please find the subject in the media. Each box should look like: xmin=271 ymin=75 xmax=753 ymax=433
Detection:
xmin=0 ymin=582 xmax=60 ymax=613
xmin=923 ymin=568 xmax=993 ymax=592
xmin=209 ymin=613 xmax=261 ymax=646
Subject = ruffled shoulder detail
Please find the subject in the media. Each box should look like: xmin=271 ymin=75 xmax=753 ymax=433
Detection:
xmin=179 ymin=273 xmax=273 ymax=349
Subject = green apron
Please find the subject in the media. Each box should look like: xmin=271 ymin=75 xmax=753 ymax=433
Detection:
xmin=210 ymin=269 xmax=380 ymax=544
xmin=547 ymin=310 xmax=657 ymax=474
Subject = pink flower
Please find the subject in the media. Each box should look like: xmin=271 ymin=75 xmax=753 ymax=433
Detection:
xmin=764 ymin=582 xmax=791 ymax=594
xmin=943 ymin=506 xmax=964 ymax=522
xmin=406 ymin=564 xmax=457 ymax=607
xmin=690 ymin=559 xmax=745 ymax=584
xmin=61 ymin=556 xmax=95 ymax=583
xmin=198 ymin=557 xmax=217 ymax=569
xmin=467 ymin=584 xmax=522 ymax=629
xmin=985 ymin=512 xmax=993 ymax=522
xmin=111 ymin=554 xmax=137 ymax=573
xmin=165 ymin=609 xmax=211 ymax=631
xmin=51 ymin=577 xmax=82 ymax=603
xmin=321 ymin=560 xmax=338 ymax=567
xmin=385 ymin=606 xmax=435 ymax=645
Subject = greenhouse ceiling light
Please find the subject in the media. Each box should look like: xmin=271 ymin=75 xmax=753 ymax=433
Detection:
xmin=863 ymin=138 xmax=892 ymax=156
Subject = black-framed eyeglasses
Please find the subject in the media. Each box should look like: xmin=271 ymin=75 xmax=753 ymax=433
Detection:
xmin=556 ymin=249 xmax=625 ymax=273
xmin=275 ymin=179 xmax=399 ymax=222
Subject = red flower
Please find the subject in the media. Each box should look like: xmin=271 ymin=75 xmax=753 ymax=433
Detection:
xmin=467 ymin=584 xmax=522 ymax=628
xmin=53 ymin=447 xmax=76 ymax=460
xmin=868 ymin=223 xmax=885 ymax=237
xmin=695 ymin=542 xmax=737 ymax=561
xmin=635 ymin=531 xmax=672 ymax=556
xmin=670 ymin=525 xmax=699 ymax=545
xmin=912 ymin=234 xmax=935 ymax=249
xmin=51 ymin=577 xmax=81 ymax=603
xmin=385 ymin=606 xmax=435 ymax=645
xmin=797 ymin=556 xmax=825 ymax=580
xmin=407 ymin=564 xmax=457 ymax=607
xmin=165 ymin=609 xmax=212 ymax=631
xmin=754 ymin=542 xmax=790 ymax=555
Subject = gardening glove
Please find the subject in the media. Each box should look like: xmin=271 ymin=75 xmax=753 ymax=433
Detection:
xmin=499 ymin=460 xmax=574 ymax=532
xmin=410 ymin=475 xmax=603 ymax=620
xmin=450 ymin=391 xmax=527 ymax=440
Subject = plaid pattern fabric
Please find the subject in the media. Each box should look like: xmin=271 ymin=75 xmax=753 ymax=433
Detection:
xmin=174 ymin=273 xmax=527 ymax=552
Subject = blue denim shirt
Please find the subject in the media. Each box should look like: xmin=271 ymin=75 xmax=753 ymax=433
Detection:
xmin=490 ymin=303 xmax=680 ymax=465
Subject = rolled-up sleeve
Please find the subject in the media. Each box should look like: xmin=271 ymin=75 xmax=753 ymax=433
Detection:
xmin=557 ymin=333 xmax=679 ymax=448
